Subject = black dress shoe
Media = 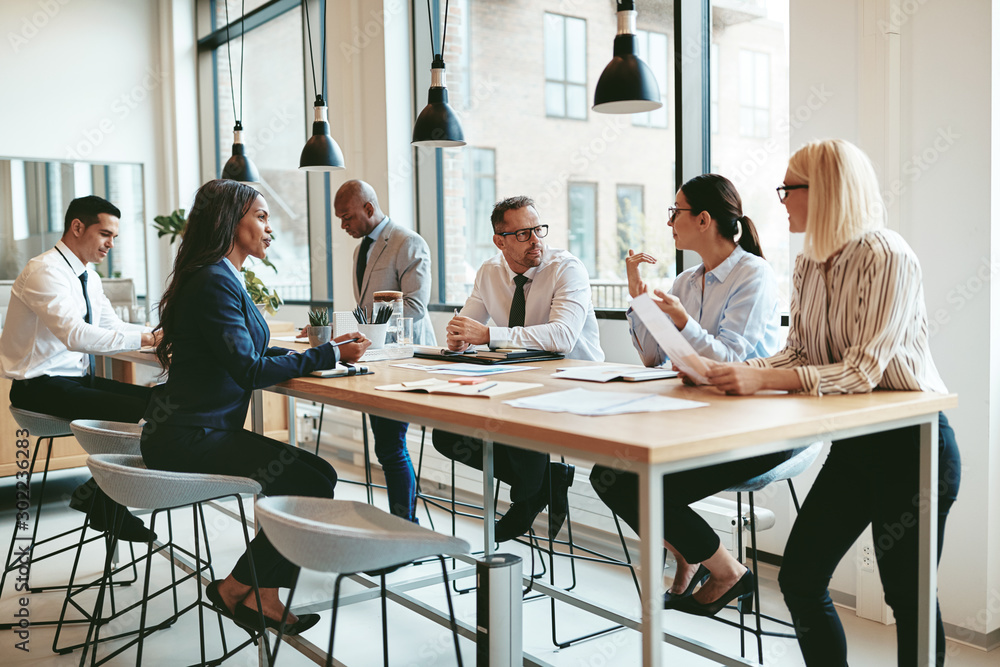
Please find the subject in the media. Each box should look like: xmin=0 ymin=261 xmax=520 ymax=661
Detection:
xmin=493 ymin=497 xmax=547 ymax=543
xmin=71 ymin=493 xmax=156 ymax=543
xmin=234 ymin=604 xmax=321 ymax=636
xmin=546 ymin=463 xmax=575 ymax=539
xmin=663 ymin=564 xmax=710 ymax=609
xmin=672 ymin=568 xmax=754 ymax=617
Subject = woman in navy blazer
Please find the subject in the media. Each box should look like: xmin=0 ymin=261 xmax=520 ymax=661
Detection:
xmin=141 ymin=180 xmax=370 ymax=635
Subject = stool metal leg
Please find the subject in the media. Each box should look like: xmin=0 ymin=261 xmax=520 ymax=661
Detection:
xmin=438 ymin=555 xmax=464 ymax=666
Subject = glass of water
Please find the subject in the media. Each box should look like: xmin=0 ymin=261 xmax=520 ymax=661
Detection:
xmin=397 ymin=317 xmax=413 ymax=346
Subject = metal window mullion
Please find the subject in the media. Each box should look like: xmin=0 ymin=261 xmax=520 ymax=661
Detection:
xmin=674 ymin=0 xmax=711 ymax=275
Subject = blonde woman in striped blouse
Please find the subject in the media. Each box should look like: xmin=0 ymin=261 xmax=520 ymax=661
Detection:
xmin=704 ymin=139 xmax=960 ymax=667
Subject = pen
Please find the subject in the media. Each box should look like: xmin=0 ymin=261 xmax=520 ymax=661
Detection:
xmin=330 ymin=337 xmax=360 ymax=347
xmin=476 ymin=381 xmax=498 ymax=393
xmin=453 ymin=308 xmax=460 ymax=317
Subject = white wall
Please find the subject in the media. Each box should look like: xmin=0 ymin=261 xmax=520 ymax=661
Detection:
xmin=788 ymin=0 xmax=999 ymax=649
xmin=0 ymin=0 xmax=199 ymax=309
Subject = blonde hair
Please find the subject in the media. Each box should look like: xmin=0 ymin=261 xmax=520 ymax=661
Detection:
xmin=787 ymin=139 xmax=886 ymax=261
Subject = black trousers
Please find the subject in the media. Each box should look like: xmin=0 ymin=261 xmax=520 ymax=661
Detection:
xmin=141 ymin=425 xmax=338 ymax=589
xmin=10 ymin=375 xmax=153 ymax=510
xmin=590 ymin=449 xmax=794 ymax=564
xmin=431 ymin=430 xmax=548 ymax=504
xmin=778 ymin=413 xmax=960 ymax=667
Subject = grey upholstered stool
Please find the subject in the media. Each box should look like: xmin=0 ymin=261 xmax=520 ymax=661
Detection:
xmin=0 ymin=408 xmax=75 ymax=609
xmin=723 ymin=442 xmax=824 ymax=664
xmin=81 ymin=454 xmax=264 ymax=666
xmin=255 ymin=496 xmax=470 ymax=667
xmin=51 ymin=420 xmax=144 ymax=655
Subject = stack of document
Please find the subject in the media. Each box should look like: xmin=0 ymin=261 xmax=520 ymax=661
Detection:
xmin=504 ymin=388 xmax=708 ymax=416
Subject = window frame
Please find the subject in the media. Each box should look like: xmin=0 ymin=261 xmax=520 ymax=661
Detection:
xmin=738 ymin=48 xmax=771 ymax=139
xmin=544 ymin=12 xmax=589 ymax=121
xmin=195 ymin=0 xmax=328 ymax=306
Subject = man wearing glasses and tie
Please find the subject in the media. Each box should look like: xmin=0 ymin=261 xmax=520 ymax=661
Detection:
xmin=434 ymin=195 xmax=603 ymax=542
xmin=0 ymin=196 xmax=159 ymax=542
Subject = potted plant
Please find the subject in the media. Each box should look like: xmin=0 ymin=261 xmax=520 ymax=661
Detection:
xmin=306 ymin=308 xmax=331 ymax=347
xmin=244 ymin=269 xmax=283 ymax=316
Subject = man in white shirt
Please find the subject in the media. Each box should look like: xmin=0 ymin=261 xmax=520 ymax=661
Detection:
xmin=335 ymin=179 xmax=434 ymax=521
xmin=0 ymin=196 xmax=159 ymax=541
xmin=433 ymin=195 xmax=604 ymax=542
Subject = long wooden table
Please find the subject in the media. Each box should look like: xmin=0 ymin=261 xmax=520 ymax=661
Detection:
xmin=257 ymin=355 xmax=955 ymax=666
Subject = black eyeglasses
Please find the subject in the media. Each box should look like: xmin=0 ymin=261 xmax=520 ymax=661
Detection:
xmin=776 ymin=184 xmax=808 ymax=202
xmin=667 ymin=206 xmax=691 ymax=223
xmin=497 ymin=224 xmax=549 ymax=242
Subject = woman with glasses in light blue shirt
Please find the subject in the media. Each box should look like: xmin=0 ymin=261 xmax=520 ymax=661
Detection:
xmin=591 ymin=173 xmax=787 ymax=618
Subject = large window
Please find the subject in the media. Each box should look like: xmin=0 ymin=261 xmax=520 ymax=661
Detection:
xmin=420 ymin=1 xmax=790 ymax=308
xmin=426 ymin=1 xmax=676 ymax=305
xmin=465 ymin=148 xmax=497 ymax=285
xmin=200 ymin=0 xmax=312 ymax=302
xmin=544 ymin=13 xmax=588 ymax=120
xmin=739 ymin=49 xmax=771 ymax=139
xmin=712 ymin=7 xmax=789 ymax=305
xmin=616 ymin=184 xmax=643 ymax=279
xmin=568 ymin=182 xmax=597 ymax=277
xmin=632 ymin=29 xmax=669 ymax=129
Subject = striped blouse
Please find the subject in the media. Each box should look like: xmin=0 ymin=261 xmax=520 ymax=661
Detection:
xmin=745 ymin=229 xmax=948 ymax=396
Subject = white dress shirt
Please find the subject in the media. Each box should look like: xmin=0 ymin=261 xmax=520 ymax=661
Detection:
xmin=460 ymin=246 xmax=604 ymax=361
xmin=0 ymin=240 xmax=147 ymax=380
xmin=746 ymin=229 xmax=948 ymax=396
xmin=627 ymin=245 xmax=781 ymax=366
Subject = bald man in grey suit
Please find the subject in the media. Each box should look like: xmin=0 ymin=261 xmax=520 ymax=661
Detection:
xmin=335 ymin=179 xmax=435 ymax=521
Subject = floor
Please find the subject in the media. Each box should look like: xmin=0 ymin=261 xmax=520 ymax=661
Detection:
xmin=0 ymin=468 xmax=995 ymax=666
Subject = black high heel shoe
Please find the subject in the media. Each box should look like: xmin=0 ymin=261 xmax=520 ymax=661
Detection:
xmin=205 ymin=581 xmax=235 ymax=619
xmin=663 ymin=564 xmax=710 ymax=609
xmin=234 ymin=604 xmax=321 ymax=637
xmin=672 ymin=568 xmax=754 ymax=617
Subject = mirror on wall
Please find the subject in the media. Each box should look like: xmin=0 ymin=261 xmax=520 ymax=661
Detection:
xmin=0 ymin=158 xmax=147 ymax=298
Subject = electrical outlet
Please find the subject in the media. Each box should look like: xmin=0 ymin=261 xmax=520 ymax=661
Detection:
xmin=860 ymin=543 xmax=875 ymax=572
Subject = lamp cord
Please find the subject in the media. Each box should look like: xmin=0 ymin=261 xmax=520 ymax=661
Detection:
xmin=303 ymin=0 xmax=318 ymax=97
xmin=223 ymin=0 xmax=247 ymax=125
xmin=424 ymin=0 xmax=451 ymax=58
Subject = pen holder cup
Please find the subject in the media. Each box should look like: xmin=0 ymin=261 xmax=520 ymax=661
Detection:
xmin=358 ymin=323 xmax=389 ymax=350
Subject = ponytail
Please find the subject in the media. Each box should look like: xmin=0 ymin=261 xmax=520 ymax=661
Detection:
xmin=735 ymin=215 xmax=764 ymax=258
xmin=680 ymin=174 xmax=766 ymax=259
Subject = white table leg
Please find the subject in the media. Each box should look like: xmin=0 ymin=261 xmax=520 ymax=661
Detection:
xmin=251 ymin=388 xmax=264 ymax=435
xmin=639 ymin=465 xmax=664 ymax=666
xmin=483 ymin=438 xmax=495 ymax=555
xmin=917 ymin=416 xmax=939 ymax=662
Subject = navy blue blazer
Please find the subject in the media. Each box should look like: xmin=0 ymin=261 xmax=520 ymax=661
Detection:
xmin=143 ymin=260 xmax=336 ymax=432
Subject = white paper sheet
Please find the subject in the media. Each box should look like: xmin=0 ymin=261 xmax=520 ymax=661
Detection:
xmin=504 ymin=388 xmax=708 ymax=416
xmin=629 ymin=294 xmax=711 ymax=384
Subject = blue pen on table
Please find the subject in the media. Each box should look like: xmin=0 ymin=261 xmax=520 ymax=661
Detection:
xmin=476 ymin=381 xmax=498 ymax=393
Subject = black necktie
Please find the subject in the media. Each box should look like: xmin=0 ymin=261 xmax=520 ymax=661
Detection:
xmin=79 ymin=271 xmax=96 ymax=383
xmin=357 ymin=236 xmax=374 ymax=292
xmin=508 ymin=274 xmax=529 ymax=328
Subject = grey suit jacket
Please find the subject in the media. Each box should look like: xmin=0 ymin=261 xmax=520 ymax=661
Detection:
xmin=353 ymin=218 xmax=436 ymax=345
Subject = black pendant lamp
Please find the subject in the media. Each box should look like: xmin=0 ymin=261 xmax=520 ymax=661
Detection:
xmin=220 ymin=0 xmax=261 ymax=183
xmin=412 ymin=0 xmax=465 ymax=147
xmin=593 ymin=0 xmax=663 ymax=114
xmin=299 ymin=0 xmax=345 ymax=170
